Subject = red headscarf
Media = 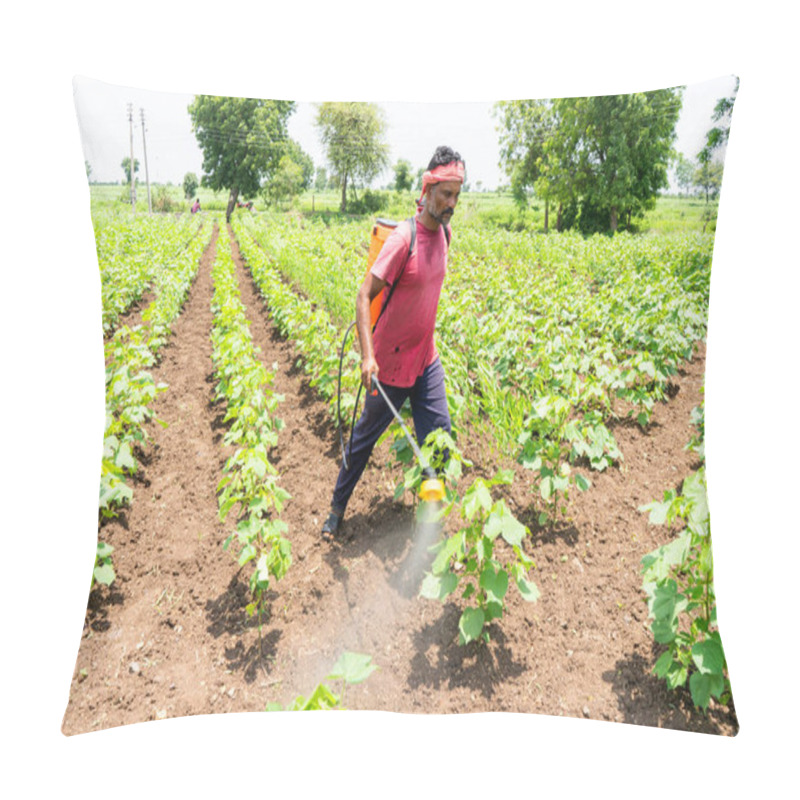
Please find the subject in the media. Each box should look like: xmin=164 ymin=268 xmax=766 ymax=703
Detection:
xmin=417 ymin=160 xmax=465 ymax=212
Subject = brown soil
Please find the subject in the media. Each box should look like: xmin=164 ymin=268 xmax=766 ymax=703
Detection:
xmin=62 ymin=222 xmax=738 ymax=736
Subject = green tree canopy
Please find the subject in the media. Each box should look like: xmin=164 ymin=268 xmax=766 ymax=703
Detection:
xmin=704 ymin=77 xmax=738 ymax=155
xmin=183 ymin=172 xmax=199 ymax=200
xmin=286 ymin=139 xmax=314 ymax=190
xmin=695 ymin=78 xmax=738 ymax=205
xmin=266 ymin=155 xmax=304 ymax=208
xmin=495 ymin=99 xmax=555 ymax=207
xmin=393 ymin=159 xmax=413 ymax=192
xmin=496 ymin=89 xmax=683 ymax=232
xmin=121 ymin=157 xmax=140 ymax=184
xmin=314 ymin=166 xmax=328 ymax=191
xmin=188 ymin=95 xmax=295 ymax=221
xmin=673 ymin=153 xmax=695 ymax=197
xmin=693 ymin=159 xmax=724 ymax=203
xmin=315 ymin=102 xmax=389 ymax=212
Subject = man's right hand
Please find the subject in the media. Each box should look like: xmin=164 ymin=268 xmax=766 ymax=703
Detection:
xmin=361 ymin=357 xmax=379 ymax=392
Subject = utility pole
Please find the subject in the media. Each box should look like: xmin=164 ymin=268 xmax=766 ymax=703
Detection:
xmin=127 ymin=103 xmax=136 ymax=212
xmin=140 ymin=108 xmax=152 ymax=213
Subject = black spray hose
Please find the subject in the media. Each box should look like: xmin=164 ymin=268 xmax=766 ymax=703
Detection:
xmin=336 ymin=321 xmax=361 ymax=471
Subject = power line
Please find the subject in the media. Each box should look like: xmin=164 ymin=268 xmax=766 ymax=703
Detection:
xmin=140 ymin=108 xmax=152 ymax=213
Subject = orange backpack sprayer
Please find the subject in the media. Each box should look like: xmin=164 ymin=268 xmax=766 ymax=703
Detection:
xmin=336 ymin=217 xmax=445 ymax=505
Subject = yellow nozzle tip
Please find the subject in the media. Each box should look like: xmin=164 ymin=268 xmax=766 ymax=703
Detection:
xmin=420 ymin=479 xmax=445 ymax=503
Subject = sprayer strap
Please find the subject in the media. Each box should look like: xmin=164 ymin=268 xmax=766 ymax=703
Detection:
xmin=371 ymin=218 xmax=451 ymax=334
xmin=372 ymin=217 xmax=415 ymax=333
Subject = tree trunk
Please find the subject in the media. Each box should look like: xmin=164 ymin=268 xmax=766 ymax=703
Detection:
xmin=544 ymin=199 xmax=549 ymax=233
xmin=226 ymin=187 xmax=239 ymax=223
xmin=610 ymin=206 xmax=618 ymax=232
xmin=340 ymin=174 xmax=347 ymax=213
xmin=556 ymin=203 xmax=563 ymax=233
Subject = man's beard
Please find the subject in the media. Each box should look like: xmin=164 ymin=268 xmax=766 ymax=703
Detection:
xmin=431 ymin=206 xmax=454 ymax=225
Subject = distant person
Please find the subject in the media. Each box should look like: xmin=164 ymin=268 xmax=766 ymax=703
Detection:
xmin=191 ymin=198 xmax=200 ymax=214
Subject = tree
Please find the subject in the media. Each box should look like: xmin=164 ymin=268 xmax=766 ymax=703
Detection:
xmin=316 ymin=102 xmax=389 ymax=213
xmin=558 ymin=89 xmax=683 ymax=232
xmin=286 ymin=140 xmax=314 ymax=190
xmin=704 ymin=77 xmax=739 ymax=155
xmin=121 ymin=157 xmax=140 ymax=184
xmin=265 ymin=155 xmax=304 ymax=208
xmin=693 ymin=157 xmax=724 ymax=204
xmin=183 ymin=172 xmax=199 ymax=200
xmin=188 ymin=95 xmax=295 ymax=222
xmin=495 ymin=99 xmax=559 ymax=229
xmin=694 ymin=79 xmax=739 ymax=205
xmin=314 ymin=166 xmax=328 ymax=191
xmin=674 ymin=153 xmax=695 ymax=197
xmin=497 ymin=90 xmax=682 ymax=233
xmin=393 ymin=159 xmax=413 ymax=192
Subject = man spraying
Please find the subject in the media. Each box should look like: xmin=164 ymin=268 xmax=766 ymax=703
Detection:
xmin=322 ymin=145 xmax=464 ymax=541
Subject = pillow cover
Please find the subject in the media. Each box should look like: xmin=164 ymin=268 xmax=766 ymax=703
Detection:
xmin=64 ymin=75 xmax=738 ymax=736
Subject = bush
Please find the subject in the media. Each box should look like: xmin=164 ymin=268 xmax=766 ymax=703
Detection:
xmin=153 ymin=186 xmax=180 ymax=213
xmin=348 ymin=189 xmax=389 ymax=215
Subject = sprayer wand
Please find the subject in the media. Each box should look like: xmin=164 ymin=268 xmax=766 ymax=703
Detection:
xmin=370 ymin=375 xmax=445 ymax=504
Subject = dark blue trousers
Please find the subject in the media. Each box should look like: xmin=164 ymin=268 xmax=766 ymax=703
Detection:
xmin=332 ymin=357 xmax=451 ymax=516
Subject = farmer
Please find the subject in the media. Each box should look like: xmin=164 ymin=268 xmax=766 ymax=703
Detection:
xmin=321 ymin=145 xmax=464 ymax=541
xmin=191 ymin=198 xmax=200 ymax=213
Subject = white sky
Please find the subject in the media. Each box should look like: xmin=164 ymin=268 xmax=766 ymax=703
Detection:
xmin=73 ymin=74 xmax=737 ymax=190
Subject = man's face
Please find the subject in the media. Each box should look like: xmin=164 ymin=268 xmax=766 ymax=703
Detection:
xmin=426 ymin=180 xmax=461 ymax=225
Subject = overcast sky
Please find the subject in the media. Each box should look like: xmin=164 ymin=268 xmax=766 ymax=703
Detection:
xmin=73 ymin=74 xmax=737 ymax=191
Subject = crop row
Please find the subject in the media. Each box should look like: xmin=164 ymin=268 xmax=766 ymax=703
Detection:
xmin=638 ymin=399 xmax=729 ymax=710
xmin=231 ymin=217 xmax=362 ymax=423
xmin=210 ymin=225 xmax=291 ymax=630
xmin=94 ymin=209 xmax=205 ymax=334
xmin=95 ymin=217 xmax=213 ymax=587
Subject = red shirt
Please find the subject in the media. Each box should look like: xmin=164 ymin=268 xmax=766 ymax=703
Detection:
xmin=370 ymin=217 xmax=450 ymax=387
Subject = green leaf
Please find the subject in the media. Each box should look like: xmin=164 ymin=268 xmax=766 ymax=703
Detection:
xmin=650 ymin=581 xmax=688 ymax=643
xmin=327 ymin=652 xmax=378 ymax=685
xmin=431 ymin=535 xmax=462 ymax=575
xmin=484 ymin=501 xmax=526 ymax=546
xmin=516 ymin=575 xmax=540 ymax=603
xmin=419 ymin=571 xmax=458 ymax=601
xmin=689 ymin=671 xmax=725 ymax=710
xmin=114 ymin=441 xmax=137 ymax=472
xmin=479 ymin=566 xmax=509 ymax=604
xmin=93 ymin=563 xmax=115 ymax=586
xmin=237 ymin=544 xmax=257 ymax=567
xmin=463 ymin=480 xmax=493 ymax=520
xmin=96 ymin=541 xmax=114 ymax=558
xmin=639 ymin=497 xmax=672 ymax=525
xmin=490 ymin=468 xmax=515 ymax=486
xmin=691 ymin=636 xmax=724 ymax=676
xmin=653 ymin=650 xmax=675 ymax=679
xmin=458 ymin=607 xmax=485 ymax=645
xmin=575 ymin=473 xmax=591 ymax=492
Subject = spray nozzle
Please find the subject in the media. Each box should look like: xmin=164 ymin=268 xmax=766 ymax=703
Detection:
xmin=420 ymin=467 xmax=445 ymax=504
xmin=370 ymin=375 xmax=445 ymax=504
